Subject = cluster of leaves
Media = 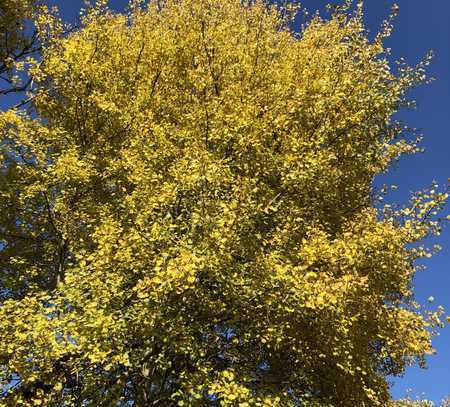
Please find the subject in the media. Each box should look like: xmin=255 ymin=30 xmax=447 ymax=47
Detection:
xmin=0 ymin=0 xmax=61 ymax=106
xmin=0 ymin=0 xmax=447 ymax=405
xmin=0 ymin=0 xmax=39 ymax=96
xmin=390 ymin=396 xmax=450 ymax=407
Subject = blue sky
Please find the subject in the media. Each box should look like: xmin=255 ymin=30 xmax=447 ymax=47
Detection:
xmin=30 ymin=0 xmax=450 ymax=403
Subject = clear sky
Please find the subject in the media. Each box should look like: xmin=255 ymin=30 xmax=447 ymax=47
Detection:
xmin=37 ymin=0 xmax=450 ymax=403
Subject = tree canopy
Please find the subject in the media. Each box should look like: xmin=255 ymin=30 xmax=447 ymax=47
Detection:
xmin=0 ymin=0 xmax=447 ymax=405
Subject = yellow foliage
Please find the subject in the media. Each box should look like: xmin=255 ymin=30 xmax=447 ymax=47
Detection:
xmin=0 ymin=0 xmax=446 ymax=406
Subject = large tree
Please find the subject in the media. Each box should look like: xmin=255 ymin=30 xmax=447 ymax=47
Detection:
xmin=0 ymin=0 xmax=447 ymax=405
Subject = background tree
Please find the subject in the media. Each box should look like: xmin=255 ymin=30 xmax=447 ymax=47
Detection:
xmin=390 ymin=396 xmax=450 ymax=407
xmin=0 ymin=0 xmax=39 ymax=96
xmin=0 ymin=0 xmax=447 ymax=405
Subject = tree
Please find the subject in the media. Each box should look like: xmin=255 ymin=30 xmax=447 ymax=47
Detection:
xmin=0 ymin=0 xmax=447 ymax=405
